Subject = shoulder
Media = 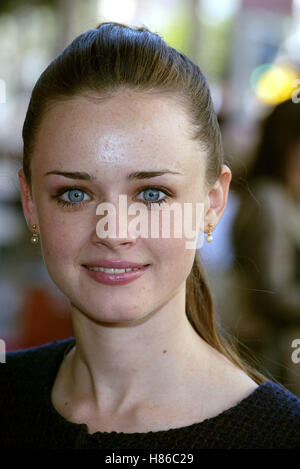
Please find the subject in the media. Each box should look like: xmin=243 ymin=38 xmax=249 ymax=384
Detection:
xmin=253 ymin=380 xmax=300 ymax=417
xmin=0 ymin=337 xmax=75 ymax=448
xmin=0 ymin=337 xmax=75 ymax=395
xmin=219 ymin=380 xmax=300 ymax=448
xmin=2 ymin=337 xmax=74 ymax=369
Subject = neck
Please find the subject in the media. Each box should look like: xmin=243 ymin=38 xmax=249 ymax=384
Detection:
xmin=64 ymin=294 xmax=215 ymax=414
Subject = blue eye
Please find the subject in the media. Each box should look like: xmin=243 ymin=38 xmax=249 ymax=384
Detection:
xmin=66 ymin=189 xmax=87 ymax=203
xmin=53 ymin=187 xmax=91 ymax=209
xmin=136 ymin=188 xmax=169 ymax=207
xmin=53 ymin=186 xmax=171 ymax=210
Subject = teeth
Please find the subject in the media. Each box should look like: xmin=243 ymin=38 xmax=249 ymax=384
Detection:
xmin=87 ymin=266 xmax=141 ymax=273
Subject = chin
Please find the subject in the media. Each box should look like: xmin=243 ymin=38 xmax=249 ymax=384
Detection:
xmin=72 ymin=300 xmax=151 ymax=325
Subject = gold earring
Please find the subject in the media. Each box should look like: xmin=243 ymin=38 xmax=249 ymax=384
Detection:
xmin=31 ymin=224 xmax=39 ymax=245
xmin=206 ymin=223 xmax=214 ymax=243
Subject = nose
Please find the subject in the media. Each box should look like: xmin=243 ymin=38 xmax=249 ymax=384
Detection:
xmin=92 ymin=195 xmax=141 ymax=248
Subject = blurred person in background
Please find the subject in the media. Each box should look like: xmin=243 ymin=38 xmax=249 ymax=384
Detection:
xmin=1 ymin=23 xmax=299 ymax=449
xmin=232 ymin=99 xmax=300 ymax=397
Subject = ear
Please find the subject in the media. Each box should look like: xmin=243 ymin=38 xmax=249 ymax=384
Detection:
xmin=18 ymin=168 xmax=38 ymax=230
xmin=204 ymin=164 xmax=232 ymax=232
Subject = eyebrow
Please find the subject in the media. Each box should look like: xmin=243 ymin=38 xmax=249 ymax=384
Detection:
xmin=44 ymin=170 xmax=183 ymax=180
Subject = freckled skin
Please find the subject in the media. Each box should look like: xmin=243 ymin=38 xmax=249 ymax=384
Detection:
xmin=19 ymin=91 xmax=235 ymax=428
xmin=20 ymin=91 xmax=231 ymax=329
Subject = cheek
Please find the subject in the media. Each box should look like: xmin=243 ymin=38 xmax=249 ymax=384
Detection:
xmin=41 ymin=230 xmax=76 ymax=262
xmin=37 ymin=208 xmax=86 ymax=264
xmin=153 ymin=237 xmax=195 ymax=280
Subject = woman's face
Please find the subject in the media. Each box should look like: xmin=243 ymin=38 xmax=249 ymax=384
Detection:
xmin=19 ymin=91 xmax=231 ymax=324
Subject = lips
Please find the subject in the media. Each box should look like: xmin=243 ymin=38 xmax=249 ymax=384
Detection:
xmin=82 ymin=262 xmax=150 ymax=285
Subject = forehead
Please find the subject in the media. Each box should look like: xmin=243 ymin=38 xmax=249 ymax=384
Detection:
xmin=32 ymin=91 xmax=205 ymax=176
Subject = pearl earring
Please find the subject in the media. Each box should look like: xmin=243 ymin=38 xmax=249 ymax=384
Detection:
xmin=31 ymin=224 xmax=39 ymax=245
xmin=206 ymin=223 xmax=214 ymax=243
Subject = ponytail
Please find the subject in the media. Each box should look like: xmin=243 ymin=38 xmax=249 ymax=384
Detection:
xmin=186 ymin=252 xmax=269 ymax=384
xmin=23 ymin=21 xmax=272 ymax=386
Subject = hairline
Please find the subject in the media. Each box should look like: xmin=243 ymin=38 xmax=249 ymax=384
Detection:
xmin=26 ymin=86 xmax=215 ymax=193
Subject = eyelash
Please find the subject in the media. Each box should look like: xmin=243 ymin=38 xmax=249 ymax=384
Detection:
xmin=51 ymin=185 xmax=172 ymax=210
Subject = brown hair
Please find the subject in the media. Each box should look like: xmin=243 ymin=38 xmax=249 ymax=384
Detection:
xmin=22 ymin=22 xmax=269 ymax=384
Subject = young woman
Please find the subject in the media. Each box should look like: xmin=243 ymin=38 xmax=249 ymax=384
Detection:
xmin=1 ymin=22 xmax=299 ymax=449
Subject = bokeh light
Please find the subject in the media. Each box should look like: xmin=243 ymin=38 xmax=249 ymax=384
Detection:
xmin=250 ymin=63 xmax=299 ymax=105
xmin=97 ymin=0 xmax=137 ymax=24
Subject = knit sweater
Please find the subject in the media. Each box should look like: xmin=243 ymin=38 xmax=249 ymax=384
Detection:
xmin=0 ymin=337 xmax=299 ymax=449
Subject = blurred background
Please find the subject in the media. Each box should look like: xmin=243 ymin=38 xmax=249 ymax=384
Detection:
xmin=0 ymin=0 xmax=300 ymax=395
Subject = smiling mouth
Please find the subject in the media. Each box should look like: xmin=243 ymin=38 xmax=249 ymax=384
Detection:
xmin=82 ymin=263 xmax=151 ymax=285
xmin=83 ymin=265 xmax=150 ymax=274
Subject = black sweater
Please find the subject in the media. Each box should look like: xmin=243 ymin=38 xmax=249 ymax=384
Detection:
xmin=0 ymin=337 xmax=299 ymax=449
